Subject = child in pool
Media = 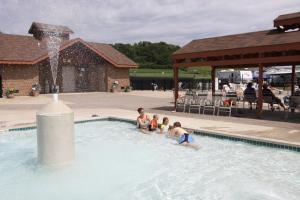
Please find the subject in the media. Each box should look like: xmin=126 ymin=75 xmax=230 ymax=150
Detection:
xmin=169 ymin=122 xmax=200 ymax=150
xmin=160 ymin=117 xmax=169 ymax=134
xmin=149 ymin=114 xmax=159 ymax=131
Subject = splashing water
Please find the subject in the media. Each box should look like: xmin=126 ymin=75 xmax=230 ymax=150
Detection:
xmin=46 ymin=34 xmax=62 ymax=86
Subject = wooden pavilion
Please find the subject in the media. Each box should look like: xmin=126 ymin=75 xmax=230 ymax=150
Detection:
xmin=172 ymin=12 xmax=300 ymax=117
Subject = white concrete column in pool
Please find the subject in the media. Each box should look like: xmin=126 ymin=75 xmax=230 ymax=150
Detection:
xmin=36 ymin=94 xmax=74 ymax=167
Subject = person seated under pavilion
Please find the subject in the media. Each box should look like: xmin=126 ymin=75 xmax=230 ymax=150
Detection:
xmin=262 ymin=84 xmax=286 ymax=111
xmin=243 ymin=82 xmax=257 ymax=109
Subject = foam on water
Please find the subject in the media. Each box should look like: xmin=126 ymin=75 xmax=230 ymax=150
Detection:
xmin=0 ymin=121 xmax=300 ymax=200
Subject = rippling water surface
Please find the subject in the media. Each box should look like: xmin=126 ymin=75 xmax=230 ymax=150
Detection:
xmin=0 ymin=120 xmax=299 ymax=200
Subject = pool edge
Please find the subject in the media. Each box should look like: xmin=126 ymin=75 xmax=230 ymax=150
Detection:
xmin=5 ymin=116 xmax=300 ymax=153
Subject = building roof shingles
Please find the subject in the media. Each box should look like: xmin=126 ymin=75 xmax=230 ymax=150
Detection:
xmin=0 ymin=33 xmax=137 ymax=68
xmin=88 ymin=42 xmax=137 ymax=67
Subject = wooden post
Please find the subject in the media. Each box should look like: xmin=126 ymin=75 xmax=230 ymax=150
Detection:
xmin=291 ymin=65 xmax=296 ymax=96
xmin=211 ymin=66 xmax=216 ymax=97
xmin=257 ymin=64 xmax=264 ymax=118
xmin=173 ymin=67 xmax=179 ymax=110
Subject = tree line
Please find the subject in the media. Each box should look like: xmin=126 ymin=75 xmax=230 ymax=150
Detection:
xmin=113 ymin=41 xmax=180 ymax=69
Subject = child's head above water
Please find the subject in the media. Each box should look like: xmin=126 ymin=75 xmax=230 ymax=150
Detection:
xmin=153 ymin=114 xmax=159 ymax=120
xmin=173 ymin=121 xmax=181 ymax=127
xmin=137 ymin=107 xmax=144 ymax=114
xmin=162 ymin=117 xmax=169 ymax=125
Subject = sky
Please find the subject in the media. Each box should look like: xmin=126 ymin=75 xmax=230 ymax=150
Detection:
xmin=0 ymin=0 xmax=299 ymax=46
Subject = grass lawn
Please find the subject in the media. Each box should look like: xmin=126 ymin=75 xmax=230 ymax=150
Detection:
xmin=129 ymin=67 xmax=211 ymax=79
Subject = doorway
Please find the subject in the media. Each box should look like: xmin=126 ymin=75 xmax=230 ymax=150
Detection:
xmin=62 ymin=66 xmax=76 ymax=92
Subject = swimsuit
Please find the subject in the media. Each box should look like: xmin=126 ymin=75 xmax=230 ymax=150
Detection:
xmin=179 ymin=133 xmax=194 ymax=144
xmin=161 ymin=124 xmax=169 ymax=133
xmin=137 ymin=115 xmax=150 ymax=129
xmin=148 ymin=119 xmax=158 ymax=131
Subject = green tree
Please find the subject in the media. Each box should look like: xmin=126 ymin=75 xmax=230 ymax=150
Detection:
xmin=113 ymin=41 xmax=180 ymax=69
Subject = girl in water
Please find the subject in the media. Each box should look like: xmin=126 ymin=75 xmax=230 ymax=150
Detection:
xmin=160 ymin=117 xmax=170 ymax=134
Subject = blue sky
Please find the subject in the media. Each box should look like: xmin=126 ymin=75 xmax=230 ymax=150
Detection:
xmin=0 ymin=0 xmax=299 ymax=45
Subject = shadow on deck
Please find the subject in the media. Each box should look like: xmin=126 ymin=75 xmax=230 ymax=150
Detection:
xmin=151 ymin=105 xmax=300 ymax=125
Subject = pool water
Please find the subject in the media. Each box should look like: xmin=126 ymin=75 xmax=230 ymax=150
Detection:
xmin=0 ymin=120 xmax=300 ymax=200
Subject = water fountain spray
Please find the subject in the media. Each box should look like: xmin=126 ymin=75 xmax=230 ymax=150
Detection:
xmin=46 ymin=33 xmax=61 ymax=102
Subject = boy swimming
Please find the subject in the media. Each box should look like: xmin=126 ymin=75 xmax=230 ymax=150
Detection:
xmin=169 ymin=122 xmax=200 ymax=150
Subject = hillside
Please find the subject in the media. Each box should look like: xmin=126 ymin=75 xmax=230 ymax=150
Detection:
xmin=113 ymin=41 xmax=211 ymax=79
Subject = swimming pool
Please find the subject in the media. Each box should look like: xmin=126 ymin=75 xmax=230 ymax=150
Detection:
xmin=1 ymin=120 xmax=300 ymax=200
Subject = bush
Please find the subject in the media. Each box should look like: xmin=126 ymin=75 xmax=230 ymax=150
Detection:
xmin=6 ymin=87 xmax=16 ymax=96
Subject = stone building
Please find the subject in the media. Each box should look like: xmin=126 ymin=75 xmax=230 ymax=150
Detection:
xmin=0 ymin=22 xmax=138 ymax=97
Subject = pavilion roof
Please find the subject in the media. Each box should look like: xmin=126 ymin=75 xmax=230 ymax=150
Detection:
xmin=173 ymin=29 xmax=300 ymax=55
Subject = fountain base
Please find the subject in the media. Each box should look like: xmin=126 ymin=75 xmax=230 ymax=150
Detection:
xmin=37 ymin=96 xmax=74 ymax=167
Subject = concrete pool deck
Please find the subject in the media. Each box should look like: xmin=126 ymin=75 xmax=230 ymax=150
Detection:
xmin=0 ymin=91 xmax=299 ymax=147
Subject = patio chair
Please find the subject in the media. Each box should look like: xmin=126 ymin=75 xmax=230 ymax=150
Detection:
xmin=203 ymin=98 xmax=221 ymax=115
xmin=176 ymin=95 xmax=192 ymax=112
xmin=243 ymin=94 xmax=257 ymax=109
xmin=217 ymin=99 xmax=233 ymax=117
xmin=263 ymin=95 xmax=279 ymax=110
xmin=284 ymin=96 xmax=300 ymax=119
xmin=176 ymin=96 xmax=185 ymax=112
xmin=289 ymin=96 xmax=300 ymax=112
xmin=189 ymin=96 xmax=204 ymax=114
xmin=226 ymin=90 xmax=238 ymax=109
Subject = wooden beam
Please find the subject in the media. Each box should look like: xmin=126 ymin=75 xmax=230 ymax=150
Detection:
xmin=211 ymin=66 xmax=216 ymax=97
xmin=173 ymin=67 xmax=179 ymax=110
xmin=173 ymin=55 xmax=300 ymax=68
xmin=291 ymin=65 xmax=296 ymax=96
xmin=257 ymin=64 xmax=264 ymax=118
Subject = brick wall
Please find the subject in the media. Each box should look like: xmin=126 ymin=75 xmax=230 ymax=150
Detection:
xmin=1 ymin=64 xmax=39 ymax=96
xmin=106 ymin=64 xmax=130 ymax=91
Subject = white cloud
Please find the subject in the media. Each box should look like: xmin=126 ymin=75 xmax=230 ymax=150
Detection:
xmin=0 ymin=0 xmax=299 ymax=45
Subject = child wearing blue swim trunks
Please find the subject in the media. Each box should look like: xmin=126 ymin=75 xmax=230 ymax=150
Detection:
xmin=169 ymin=122 xmax=199 ymax=150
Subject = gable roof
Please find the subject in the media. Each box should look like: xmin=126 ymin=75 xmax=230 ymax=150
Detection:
xmin=0 ymin=33 xmax=137 ymax=68
xmin=87 ymin=42 xmax=137 ymax=67
xmin=173 ymin=29 xmax=300 ymax=55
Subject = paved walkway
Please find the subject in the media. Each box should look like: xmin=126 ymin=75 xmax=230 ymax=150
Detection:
xmin=0 ymin=91 xmax=299 ymax=147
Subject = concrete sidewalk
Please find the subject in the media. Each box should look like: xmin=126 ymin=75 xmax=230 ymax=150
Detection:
xmin=0 ymin=92 xmax=299 ymax=147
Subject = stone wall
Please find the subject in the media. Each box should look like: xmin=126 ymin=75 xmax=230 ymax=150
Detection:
xmin=1 ymin=64 xmax=39 ymax=96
